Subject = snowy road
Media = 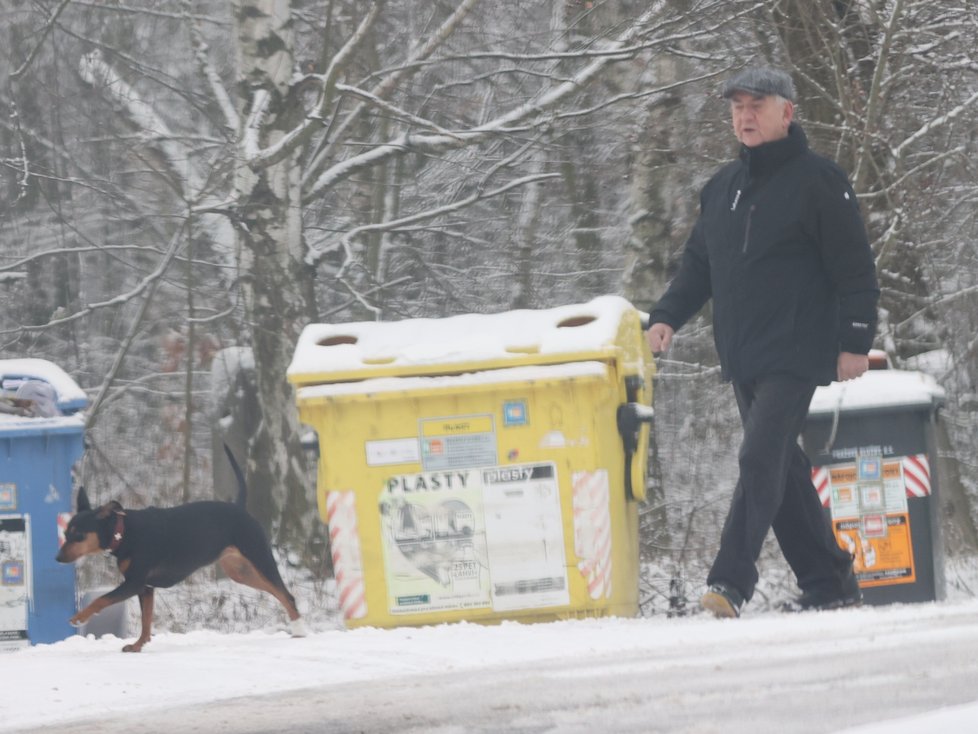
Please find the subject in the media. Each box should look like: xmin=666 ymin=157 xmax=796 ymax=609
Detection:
xmin=4 ymin=600 xmax=978 ymax=733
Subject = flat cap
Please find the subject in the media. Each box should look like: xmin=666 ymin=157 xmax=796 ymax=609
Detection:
xmin=721 ymin=66 xmax=796 ymax=102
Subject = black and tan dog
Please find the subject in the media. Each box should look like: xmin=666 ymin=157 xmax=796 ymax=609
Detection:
xmin=56 ymin=448 xmax=305 ymax=652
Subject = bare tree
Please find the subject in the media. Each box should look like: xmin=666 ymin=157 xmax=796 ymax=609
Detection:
xmin=2 ymin=0 xmax=737 ymax=548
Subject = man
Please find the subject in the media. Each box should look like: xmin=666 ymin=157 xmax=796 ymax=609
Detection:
xmin=647 ymin=66 xmax=880 ymax=618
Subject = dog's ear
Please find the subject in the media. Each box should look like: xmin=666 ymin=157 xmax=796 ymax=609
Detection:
xmin=77 ymin=487 xmax=91 ymax=513
xmin=96 ymin=500 xmax=124 ymax=519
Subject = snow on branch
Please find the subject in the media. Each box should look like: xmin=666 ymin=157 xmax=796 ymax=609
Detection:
xmin=84 ymin=227 xmax=187 ymax=429
xmin=241 ymin=88 xmax=271 ymax=161
xmin=79 ymin=50 xmax=203 ymax=198
xmin=310 ymin=172 xmax=561 ymax=269
xmin=2 ymin=225 xmax=184 ymax=338
xmin=8 ymin=0 xmax=73 ymax=81
xmin=186 ymin=0 xmax=239 ymax=134
xmin=239 ymin=2 xmax=380 ymax=169
xmin=891 ymin=89 xmax=978 ymax=160
xmin=79 ymin=50 xmax=236 ymax=257
xmin=302 ymin=0 xmax=482 ymax=186
xmin=333 ymin=83 xmax=462 ymax=139
xmin=0 ymin=98 xmax=181 ymax=245
xmin=6 ymin=100 xmax=31 ymax=204
xmin=355 ymin=0 xmax=755 ymax=84
xmin=304 ymin=4 xmax=664 ymax=201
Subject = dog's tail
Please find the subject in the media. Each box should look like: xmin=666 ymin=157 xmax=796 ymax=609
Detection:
xmin=223 ymin=444 xmax=248 ymax=508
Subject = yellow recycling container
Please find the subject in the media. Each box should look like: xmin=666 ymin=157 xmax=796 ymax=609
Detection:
xmin=288 ymin=295 xmax=654 ymax=628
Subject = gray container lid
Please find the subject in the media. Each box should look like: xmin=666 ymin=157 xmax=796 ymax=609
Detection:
xmin=809 ymin=368 xmax=945 ymax=417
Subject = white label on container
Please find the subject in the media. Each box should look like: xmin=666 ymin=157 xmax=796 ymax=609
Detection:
xmin=365 ymin=438 xmax=421 ymax=467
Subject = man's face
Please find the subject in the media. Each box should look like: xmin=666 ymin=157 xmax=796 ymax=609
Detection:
xmin=729 ymin=91 xmax=793 ymax=147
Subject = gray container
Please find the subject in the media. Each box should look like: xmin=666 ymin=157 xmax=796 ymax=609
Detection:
xmin=802 ymin=364 xmax=946 ymax=605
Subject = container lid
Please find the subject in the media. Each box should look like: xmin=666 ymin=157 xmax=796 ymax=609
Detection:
xmin=0 ymin=358 xmax=88 ymax=412
xmin=288 ymin=296 xmax=643 ymax=385
xmin=0 ymin=359 xmax=88 ymax=435
xmin=809 ymin=369 xmax=945 ymax=416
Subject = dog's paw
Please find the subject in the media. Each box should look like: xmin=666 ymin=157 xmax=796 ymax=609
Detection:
xmin=289 ymin=618 xmax=308 ymax=638
xmin=122 ymin=638 xmax=148 ymax=653
xmin=69 ymin=615 xmax=85 ymax=628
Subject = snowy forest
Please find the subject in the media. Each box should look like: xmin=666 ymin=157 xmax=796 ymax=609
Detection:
xmin=2 ymin=0 xmax=978 ymax=617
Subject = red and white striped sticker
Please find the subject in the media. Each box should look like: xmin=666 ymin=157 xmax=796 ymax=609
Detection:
xmin=812 ymin=466 xmax=831 ymax=508
xmin=572 ymin=469 xmax=612 ymax=600
xmin=902 ymin=454 xmax=931 ymax=497
xmin=325 ymin=490 xmax=367 ymax=621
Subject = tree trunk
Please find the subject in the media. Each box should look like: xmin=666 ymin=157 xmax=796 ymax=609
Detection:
xmin=621 ymin=53 xmax=697 ymax=561
xmin=621 ymin=55 xmax=690 ymax=315
xmin=232 ymin=0 xmax=316 ymax=549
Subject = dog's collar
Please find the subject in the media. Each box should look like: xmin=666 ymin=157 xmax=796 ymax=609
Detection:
xmin=108 ymin=511 xmax=126 ymax=555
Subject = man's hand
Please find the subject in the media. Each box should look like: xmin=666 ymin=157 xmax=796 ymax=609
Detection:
xmin=837 ymin=352 xmax=869 ymax=381
xmin=647 ymin=323 xmax=675 ymax=355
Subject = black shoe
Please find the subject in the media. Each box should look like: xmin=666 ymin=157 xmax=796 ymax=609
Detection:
xmin=783 ymin=570 xmax=862 ymax=612
xmin=701 ymin=582 xmax=745 ymax=618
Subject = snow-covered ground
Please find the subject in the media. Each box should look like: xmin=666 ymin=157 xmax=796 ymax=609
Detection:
xmin=3 ymin=596 xmax=978 ymax=733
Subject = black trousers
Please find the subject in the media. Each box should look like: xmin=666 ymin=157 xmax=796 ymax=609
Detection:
xmin=706 ymin=375 xmax=853 ymax=601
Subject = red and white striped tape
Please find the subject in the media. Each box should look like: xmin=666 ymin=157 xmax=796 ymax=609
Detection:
xmin=812 ymin=466 xmax=831 ymax=508
xmin=572 ymin=469 xmax=612 ymax=600
xmin=903 ymin=454 xmax=931 ymax=497
xmin=325 ymin=490 xmax=367 ymax=621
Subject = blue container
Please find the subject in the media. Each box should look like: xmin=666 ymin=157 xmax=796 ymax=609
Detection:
xmin=0 ymin=359 xmax=87 ymax=647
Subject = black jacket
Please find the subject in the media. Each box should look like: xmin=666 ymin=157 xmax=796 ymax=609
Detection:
xmin=650 ymin=123 xmax=879 ymax=385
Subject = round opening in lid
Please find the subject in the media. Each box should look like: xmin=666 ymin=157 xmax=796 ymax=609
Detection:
xmin=556 ymin=315 xmax=596 ymax=328
xmin=317 ymin=335 xmax=358 ymax=347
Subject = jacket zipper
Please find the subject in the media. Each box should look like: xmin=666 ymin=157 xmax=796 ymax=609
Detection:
xmin=741 ymin=204 xmax=755 ymax=254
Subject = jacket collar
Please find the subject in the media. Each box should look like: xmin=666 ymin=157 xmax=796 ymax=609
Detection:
xmin=739 ymin=122 xmax=807 ymax=178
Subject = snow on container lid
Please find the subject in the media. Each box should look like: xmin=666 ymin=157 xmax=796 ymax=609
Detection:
xmin=0 ymin=358 xmax=88 ymax=412
xmin=809 ymin=368 xmax=945 ymax=416
xmin=0 ymin=359 xmax=88 ymax=435
xmin=288 ymin=295 xmax=641 ymax=385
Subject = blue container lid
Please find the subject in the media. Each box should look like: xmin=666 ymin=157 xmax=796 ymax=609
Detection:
xmin=0 ymin=358 xmax=88 ymax=423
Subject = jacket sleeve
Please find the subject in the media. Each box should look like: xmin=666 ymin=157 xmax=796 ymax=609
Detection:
xmin=649 ymin=208 xmax=712 ymax=332
xmin=813 ymin=166 xmax=880 ymax=354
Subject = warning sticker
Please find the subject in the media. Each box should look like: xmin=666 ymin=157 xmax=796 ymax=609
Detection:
xmin=420 ymin=415 xmax=497 ymax=471
xmin=380 ymin=470 xmax=489 ymax=615
xmin=482 ymin=464 xmax=569 ymax=612
xmin=825 ymin=461 xmax=908 ymax=517
xmin=0 ymin=516 xmax=29 ymax=651
xmin=0 ymin=484 xmax=16 ymax=512
xmin=378 ymin=462 xmax=568 ymax=615
xmin=835 ymin=514 xmax=916 ymax=587
xmin=815 ymin=454 xmax=925 ymax=588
